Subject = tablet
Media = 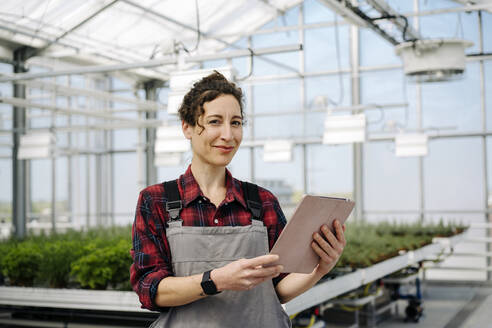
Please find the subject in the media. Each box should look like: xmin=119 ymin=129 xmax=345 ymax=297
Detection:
xmin=269 ymin=195 xmax=355 ymax=274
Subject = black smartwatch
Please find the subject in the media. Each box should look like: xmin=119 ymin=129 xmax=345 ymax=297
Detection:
xmin=201 ymin=270 xmax=221 ymax=295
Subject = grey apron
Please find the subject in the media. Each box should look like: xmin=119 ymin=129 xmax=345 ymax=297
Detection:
xmin=150 ymin=219 xmax=292 ymax=328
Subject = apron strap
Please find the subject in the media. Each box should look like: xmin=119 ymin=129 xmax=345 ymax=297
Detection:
xmin=164 ymin=179 xmax=263 ymax=223
xmin=241 ymin=181 xmax=263 ymax=221
xmin=164 ymin=180 xmax=182 ymax=221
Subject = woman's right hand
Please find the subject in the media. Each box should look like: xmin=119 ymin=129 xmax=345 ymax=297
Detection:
xmin=211 ymin=255 xmax=283 ymax=292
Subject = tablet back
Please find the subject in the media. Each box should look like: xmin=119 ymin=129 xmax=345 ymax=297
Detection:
xmin=269 ymin=195 xmax=355 ymax=274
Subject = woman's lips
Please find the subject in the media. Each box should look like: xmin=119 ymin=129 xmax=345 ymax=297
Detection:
xmin=214 ymin=146 xmax=234 ymax=153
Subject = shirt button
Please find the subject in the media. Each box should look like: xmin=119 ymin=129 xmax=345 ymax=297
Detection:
xmin=224 ymin=202 xmax=228 ymax=206
xmin=214 ymin=219 xmax=218 ymax=224
xmin=198 ymin=200 xmax=202 ymax=204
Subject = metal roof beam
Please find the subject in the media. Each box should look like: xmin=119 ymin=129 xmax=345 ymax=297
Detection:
xmin=0 ymin=96 xmax=162 ymax=124
xmin=0 ymin=43 xmax=301 ymax=82
xmin=403 ymin=3 xmax=492 ymax=16
xmin=366 ymin=0 xmax=421 ymax=41
xmin=16 ymin=79 xmax=162 ymax=110
xmin=318 ymin=0 xmax=399 ymax=45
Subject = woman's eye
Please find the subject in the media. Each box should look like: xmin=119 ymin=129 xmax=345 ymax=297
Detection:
xmin=208 ymin=120 xmax=220 ymax=125
xmin=232 ymin=121 xmax=242 ymax=126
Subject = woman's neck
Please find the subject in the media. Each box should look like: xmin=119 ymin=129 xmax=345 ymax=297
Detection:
xmin=190 ymin=161 xmax=227 ymax=198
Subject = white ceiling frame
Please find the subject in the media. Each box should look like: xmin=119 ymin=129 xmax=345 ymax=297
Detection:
xmin=403 ymin=3 xmax=492 ymax=17
xmin=1 ymin=120 xmax=163 ymax=134
xmin=0 ymin=43 xmax=301 ymax=82
xmin=18 ymin=79 xmax=163 ymax=111
xmin=0 ymin=96 xmax=162 ymax=124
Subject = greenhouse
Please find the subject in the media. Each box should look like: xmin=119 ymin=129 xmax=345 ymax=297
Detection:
xmin=0 ymin=0 xmax=491 ymax=327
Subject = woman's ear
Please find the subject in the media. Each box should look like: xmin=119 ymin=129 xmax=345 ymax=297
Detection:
xmin=182 ymin=121 xmax=193 ymax=140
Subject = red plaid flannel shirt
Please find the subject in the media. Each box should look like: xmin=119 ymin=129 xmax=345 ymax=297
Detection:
xmin=130 ymin=165 xmax=288 ymax=311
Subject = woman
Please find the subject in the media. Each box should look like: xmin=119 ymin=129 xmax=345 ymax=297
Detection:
xmin=130 ymin=72 xmax=346 ymax=327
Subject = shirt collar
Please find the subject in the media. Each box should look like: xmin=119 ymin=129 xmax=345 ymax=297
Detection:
xmin=179 ymin=165 xmax=247 ymax=209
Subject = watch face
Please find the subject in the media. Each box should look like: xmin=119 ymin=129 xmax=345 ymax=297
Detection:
xmin=201 ymin=279 xmax=218 ymax=295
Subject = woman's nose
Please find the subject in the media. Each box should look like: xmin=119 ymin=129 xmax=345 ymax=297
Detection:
xmin=220 ymin=124 xmax=233 ymax=140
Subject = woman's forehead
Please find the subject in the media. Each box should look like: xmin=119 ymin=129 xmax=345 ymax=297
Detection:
xmin=203 ymin=94 xmax=242 ymax=117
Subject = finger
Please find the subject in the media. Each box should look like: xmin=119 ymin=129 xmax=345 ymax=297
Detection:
xmin=342 ymin=224 xmax=346 ymax=233
xmin=334 ymin=220 xmax=346 ymax=246
xmin=320 ymin=225 xmax=343 ymax=253
xmin=246 ymin=254 xmax=280 ymax=267
xmin=312 ymin=241 xmax=334 ymax=264
xmin=313 ymin=232 xmax=338 ymax=259
xmin=249 ymin=265 xmax=283 ymax=279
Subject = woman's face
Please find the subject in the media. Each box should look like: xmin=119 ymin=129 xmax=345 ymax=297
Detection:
xmin=182 ymin=94 xmax=243 ymax=168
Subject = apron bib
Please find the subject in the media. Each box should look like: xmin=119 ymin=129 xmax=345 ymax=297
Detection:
xmin=150 ymin=219 xmax=291 ymax=328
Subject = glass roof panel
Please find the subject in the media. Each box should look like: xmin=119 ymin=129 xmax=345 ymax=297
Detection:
xmin=0 ymin=0 xmax=303 ymax=81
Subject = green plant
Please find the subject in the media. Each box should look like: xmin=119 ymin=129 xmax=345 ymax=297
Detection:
xmin=334 ymin=220 xmax=465 ymax=270
xmin=70 ymin=239 xmax=132 ymax=290
xmin=0 ymin=238 xmax=17 ymax=285
xmin=1 ymin=242 xmax=42 ymax=286
xmin=38 ymin=239 xmax=87 ymax=288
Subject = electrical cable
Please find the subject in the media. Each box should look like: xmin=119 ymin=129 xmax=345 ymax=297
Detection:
xmin=370 ymin=14 xmax=417 ymax=43
xmin=366 ymin=104 xmax=385 ymax=125
xmin=168 ymin=0 xmax=201 ymax=56
xmin=236 ymin=48 xmax=254 ymax=81
xmin=187 ymin=0 xmax=201 ymax=53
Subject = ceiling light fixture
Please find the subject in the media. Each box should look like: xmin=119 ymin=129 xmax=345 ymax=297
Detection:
xmin=323 ymin=113 xmax=366 ymax=145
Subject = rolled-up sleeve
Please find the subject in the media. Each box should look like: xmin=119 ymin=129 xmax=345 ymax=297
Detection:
xmin=130 ymin=190 xmax=173 ymax=311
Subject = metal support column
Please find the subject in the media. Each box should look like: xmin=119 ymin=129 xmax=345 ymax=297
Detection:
xmin=478 ymin=10 xmax=491 ymax=281
xmin=144 ymin=81 xmax=158 ymax=186
xmin=414 ymin=0 xmax=425 ymax=223
xmin=350 ymin=25 xmax=363 ymax=220
xmin=95 ymin=123 xmax=102 ymax=226
xmin=299 ymin=3 xmax=308 ymax=194
xmin=67 ymin=76 xmax=73 ymax=226
xmin=12 ymin=47 xmax=29 ymax=238
xmin=85 ymin=78 xmax=92 ymax=228
xmin=50 ymin=77 xmax=57 ymax=233
xmin=108 ymin=78 xmax=115 ymax=226
xmin=247 ymin=36 xmax=256 ymax=182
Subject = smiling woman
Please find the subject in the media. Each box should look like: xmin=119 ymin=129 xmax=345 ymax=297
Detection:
xmin=130 ymin=71 xmax=347 ymax=328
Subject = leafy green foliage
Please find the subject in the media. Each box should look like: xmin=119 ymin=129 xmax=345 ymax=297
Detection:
xmin=0 ymin=225 xmax=132 ymax=289
xmin=38 ymin=239 xmax=86 ymax=288
xmin=70 ymin=239 xmax=132 ymax=290
xmin=336 ymin=220 xmax=467 ymax=269
xmin=1 ymin=241 xmax=42 ymax=286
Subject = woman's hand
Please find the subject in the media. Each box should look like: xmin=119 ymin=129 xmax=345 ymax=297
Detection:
xmin=211 ymin=255 xmax=283 ymax=292
xmin=311 ymin=220 xmax=346 ymax=276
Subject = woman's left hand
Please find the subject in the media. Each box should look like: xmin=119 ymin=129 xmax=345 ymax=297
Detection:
xmin=311 ymin=220 xmax=346 ymax=276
